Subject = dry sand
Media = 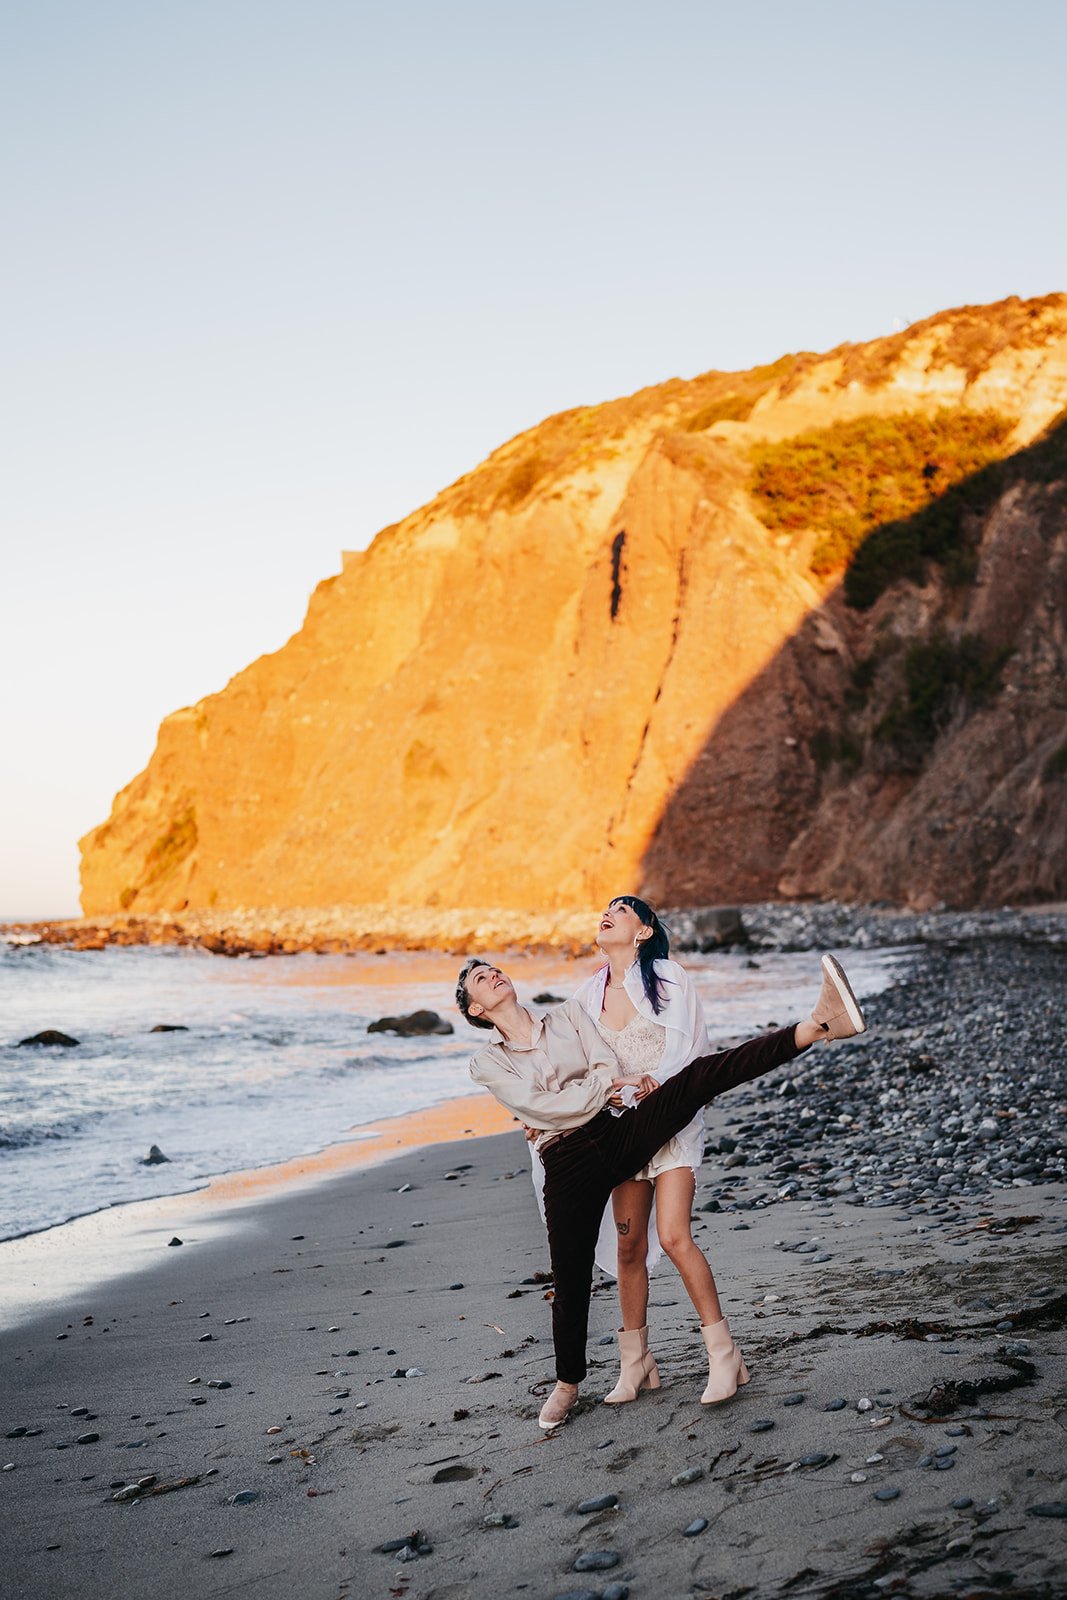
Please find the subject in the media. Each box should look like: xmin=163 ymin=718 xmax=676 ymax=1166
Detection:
xmin=2 ymin=1094 xmax=1064 ymax=1599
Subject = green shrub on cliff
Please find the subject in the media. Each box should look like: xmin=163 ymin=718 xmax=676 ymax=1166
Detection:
xmin=874 ymin=633 xmax=1012 ymax=767
xmin=749 ymin=410 xmax=1015 ymax=580
xmin=846 ymin=410 xmax=1067 ymax=608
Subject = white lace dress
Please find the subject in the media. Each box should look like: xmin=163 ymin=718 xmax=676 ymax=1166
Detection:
xmin=596 ymin=1012 xmax=700 ymax=1182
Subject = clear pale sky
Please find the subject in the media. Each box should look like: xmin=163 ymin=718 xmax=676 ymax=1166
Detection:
xmin=2 ymin=0 xmax=1065 ymax=917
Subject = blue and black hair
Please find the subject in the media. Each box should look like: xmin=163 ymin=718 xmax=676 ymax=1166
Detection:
xmin=609 ymin=895 xmax=671 ymax=1015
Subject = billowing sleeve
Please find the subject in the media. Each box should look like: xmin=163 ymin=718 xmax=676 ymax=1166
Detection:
xmin=468 ymin=1044 xmax=615 ymax=1131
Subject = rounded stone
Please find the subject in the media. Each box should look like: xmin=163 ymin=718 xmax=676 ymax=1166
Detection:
xmin=874 ymin=1487 xmax=900 ymax=1502
xmin=576 ymin=1493 xmax=619 ymax=1514
xmin=825 ymin=1398 xmax=847 ymax=1411
xmin=573 ymin=1550 xmax=620 ymax=1572
xmin=683 ymin=1517 xmax=708 ymax=1536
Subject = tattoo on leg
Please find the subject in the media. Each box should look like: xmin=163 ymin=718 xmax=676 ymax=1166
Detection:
xmin=616 ymin=1218 xmax=631 ymax=1236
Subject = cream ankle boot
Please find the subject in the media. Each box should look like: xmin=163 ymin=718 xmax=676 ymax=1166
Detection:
xmin=603 ymin=1326 xmax=661 ymax=1404
xmin=811 ymin=954 xmax=867 ymax=1039
xmin=699 ymin=1317 xmax=751 ymax=1404
xmin=538 ymin=1381 xmax=579 ymax=1430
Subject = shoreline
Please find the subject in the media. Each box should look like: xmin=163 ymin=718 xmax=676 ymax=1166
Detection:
xmin=0 ymin=1092 xmax=516 ymax=1329
xmin=4 ymin=897 xmax=1067 ymax=959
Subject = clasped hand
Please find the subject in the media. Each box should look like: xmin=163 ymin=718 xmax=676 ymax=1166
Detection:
xmin=520 ymin=1074 xmax=659 ymax=1142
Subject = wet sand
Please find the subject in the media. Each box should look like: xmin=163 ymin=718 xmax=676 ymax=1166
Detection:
xmin=2 ymin=1117 xmax=1064 ymax=1598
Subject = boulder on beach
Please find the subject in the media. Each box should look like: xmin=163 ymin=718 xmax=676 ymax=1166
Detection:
xmin=689 ymin=907 xmax=748 ymax=950
xmin=149 ymin=1023 xmax=189 ymax=1033
xmin=142 ymin=1145 xmax=171 ymax=1165
xmin=18 ymin=1029 xmax=80 ymax=1048
xmin=367 ymin=1009 xmax=454 ymax=1037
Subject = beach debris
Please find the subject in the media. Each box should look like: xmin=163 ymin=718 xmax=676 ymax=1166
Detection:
xmin=379 ymin=1529 xmax=431 ymax=1557
xmin=670 ymin=1466 xmax=704 ymax=1487
xmin=576 ymin=1493 xmax=619 ymax=1514
xmin=168 ymin=1237 xmax=183 ymax=1246
xmin=142 ymin=1145 xmax=170 ymax=1164
xmin=112 ymin=1475 xmax=199 ymax=1501
xmin=906 ymin=1356 xmax=1036 ymax=1417
xmin=573 ymin=1550 xmax=620 ymax=1572
xmin=482 ymin=1512 xmax=518 ymax=1528
xmin=18 ymin=1030 xmax=79 ymax=1047
xmin=367 ymin=1009 xmax=453 ymax=1037
xmin=149 ymin=1024 xmax=188 ymax=1032
xmin=228 ymin=1490 xmax=258 ymax=1505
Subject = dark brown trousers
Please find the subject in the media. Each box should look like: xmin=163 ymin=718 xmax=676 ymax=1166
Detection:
xmin=541 ymin=1026 xmax=803 ymax=1382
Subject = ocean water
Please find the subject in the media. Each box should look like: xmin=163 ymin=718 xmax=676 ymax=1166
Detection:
xmin=0 ymin=939 xmax=912 ymax=1240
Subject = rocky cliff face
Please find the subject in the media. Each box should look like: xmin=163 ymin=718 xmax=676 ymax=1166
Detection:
xmin=81 ymin=294 xmax=1067 ymax=917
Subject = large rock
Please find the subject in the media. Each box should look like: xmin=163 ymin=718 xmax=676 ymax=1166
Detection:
xmin=367 ymin=1010 xmax=454 ymax=1037
xmin=18 ymin=1030 xmax=79 ymax=1047
xmin=79 ymin=295 xmax=1067 ymax=916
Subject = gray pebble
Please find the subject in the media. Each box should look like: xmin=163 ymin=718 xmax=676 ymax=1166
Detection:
xmin=683 ymin=1517 xmax=708 ymax=1536
xmin=76 ymin=1433 xmax=99 ymax=1445
xmin=576 ymin=1494 xmax=619 ymax=1513
xmin=267 ymin=1455 xmax=283 ymax=1464
xmin=783 ymin=1393 xmax=805 ymax=1406
xmin=825 ymin=1398 xmax=847 ymax=1411
xmin=799 ymin=1452 xmax=831 ymax=1467
xmin=1028 ymin=1503 xmax=1067 ymax=1519
xmin=597 ymin=1335 xmax=616 ymax=1346
xmin=228 ymin=1490 xmax=258 ymax=1505
xmin=951 ymin=1497 xmax=974 ymax=1509
xmin=482 ymin=1512 xmax=518 ymax=1528
xmin=206 ymin=1380 xmax=231 ymax=1390
xmin=874 ymin=1487 xmax=901 ymax=1501
xmin=670 ymin=1466 xmax=704 ymax=1486
xmin=554 ymin=1592 xmax=599 ymax=1600
xmin=750 ymin=1419 xmax=775 ymax=1433
xmin=602 ymin=1587 xmax=630 ymax=1600
xmin=573 ymin=1550 xmax=620 ymax=1571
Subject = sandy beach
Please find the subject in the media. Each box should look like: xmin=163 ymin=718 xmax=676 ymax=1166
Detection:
xmin=2 ymin=938 xmax=1065 ymax=1600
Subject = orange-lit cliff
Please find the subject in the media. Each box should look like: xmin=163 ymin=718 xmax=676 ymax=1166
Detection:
xmin=80 ymin=294 xmax=1067 ymax=917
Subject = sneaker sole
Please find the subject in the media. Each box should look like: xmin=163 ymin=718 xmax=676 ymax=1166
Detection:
xmin=821 ymin=953 xmax=867 ymax=1035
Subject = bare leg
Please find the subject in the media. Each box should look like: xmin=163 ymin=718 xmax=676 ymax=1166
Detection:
xmin=653 ymin=1167 xmax=723 ymax=1325
xmin=611 ymin=1179 xmax=654 ymax=1331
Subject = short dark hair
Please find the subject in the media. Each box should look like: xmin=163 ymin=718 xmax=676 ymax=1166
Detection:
xmin=456 ymin=957 xmax=496 ymax=1029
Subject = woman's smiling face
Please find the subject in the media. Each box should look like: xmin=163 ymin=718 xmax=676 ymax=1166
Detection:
xmin=598 ymin=898 xmax=651 ymax=952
